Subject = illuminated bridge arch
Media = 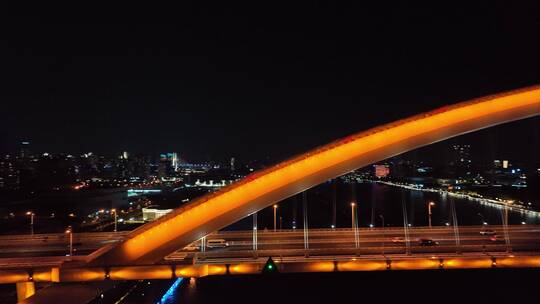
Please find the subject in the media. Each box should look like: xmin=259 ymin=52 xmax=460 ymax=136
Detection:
xmin=92 ymin=85 xmax=540 ymax=265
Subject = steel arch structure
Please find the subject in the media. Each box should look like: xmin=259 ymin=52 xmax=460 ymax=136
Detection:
xmin=91 ymin=85 xmax=540 ymax=265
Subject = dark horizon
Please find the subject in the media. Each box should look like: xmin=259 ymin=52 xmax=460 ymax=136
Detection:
xmin=2 ymin=2 xmax=539 ymax=162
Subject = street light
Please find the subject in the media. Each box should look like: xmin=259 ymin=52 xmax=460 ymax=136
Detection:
xmin=351 ymin=202 xmax=359 ymax=249
xmin=273 ymin=205 xmax=278 ymax=232
xmin=65 ymin=227 xmax=73 ymax=257
xmin=111 ymin=209 xmax=118 ymax=232
xmin=252 ymin=212 xmax=258 ymax=253
xmin=428 ymin=202 xmax=435 ymax=228
xmin=26 ymin=211 xmax=35 ymax=235
xmin=477 ymin=213 xmax=487 ymax=227
xmin=350 ymin=202 xmax=356 ymax=229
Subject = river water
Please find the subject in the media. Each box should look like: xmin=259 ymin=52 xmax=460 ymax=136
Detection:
xmin=229 ymin=180 xmax=540 ymax=231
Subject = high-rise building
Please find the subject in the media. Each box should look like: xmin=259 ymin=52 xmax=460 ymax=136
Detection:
xmin=19 ymin=141 xmax=31 ymax=159
xmin=230 ymin=157 xmax=235 ymax=172
xmin=374 ymin=164 xmax=390 ymax=178
xmin=451 ymin=144 xmax=472 ymax=177
xmin=0 ymin=155 xmax=19 ymax=189
xmin=158 ymin=153 xmax=178 ymax=178
xmin=132 ymin=154 xmax=150 ymax=180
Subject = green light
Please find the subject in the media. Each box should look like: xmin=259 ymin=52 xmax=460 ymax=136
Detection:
xmin=262 ymin=257 xmax=278 ymax=274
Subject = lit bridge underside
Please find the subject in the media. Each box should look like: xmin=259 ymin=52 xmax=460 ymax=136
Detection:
xmin=4 ymin=253 xmax=540 ymax=284
xmin=90 ymin=85 xmax=540 ymax=266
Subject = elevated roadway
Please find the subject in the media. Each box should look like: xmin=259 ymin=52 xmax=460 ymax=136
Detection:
xmin=166 ymin=225 xmax=540 ymax=262
xmin=0 ymin=225 xmax=539 ymax=269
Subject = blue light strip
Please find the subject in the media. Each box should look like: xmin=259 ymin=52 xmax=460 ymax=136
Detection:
xmin=158 ymin=278 xmax=183 ymax=304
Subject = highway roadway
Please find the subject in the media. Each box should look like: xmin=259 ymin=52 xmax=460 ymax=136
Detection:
xmin=0 ymin=231 xmax=129 ymax=258
xmin=165 ymin=225 xmax=540 ymax=263
xmin=1 ymin=225 xmax=540 ymax=267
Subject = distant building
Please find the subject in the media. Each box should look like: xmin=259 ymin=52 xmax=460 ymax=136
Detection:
xmin=451 ymin=144 xmax=471 ymax=177
xmin=19 ymin=141 xmax=31 ymax=159
xmin=192 ymin=179 xmax=232 ymax=188
xmin=374 ymin=165 xmax=390 ymax=178
xmin=158 ymin=153 xmax=179 ymax=178
xmin=115 ymin=152 xmax=131 ymax=179
xmin=131 ymin=154 xmax=150 ymax=180
xmin=142 ymin=208 xmax=173 ymax=221
xmin=0 ymin=155 xmax=19 ymax=190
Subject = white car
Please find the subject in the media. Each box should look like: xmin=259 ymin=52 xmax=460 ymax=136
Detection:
xmin=480 ymin=229 xmax=496 ymax=236
xmin=391 ymin=237 xmax=406 ymax=243
xmin=206 ymin=239 xmax=229 ymax=248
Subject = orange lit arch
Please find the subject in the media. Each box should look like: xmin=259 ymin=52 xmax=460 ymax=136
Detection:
xmin=91 ymin=85 xmax=540 ymax=265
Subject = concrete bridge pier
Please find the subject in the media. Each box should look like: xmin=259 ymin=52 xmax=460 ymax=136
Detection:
xmin=16 ymin=281 xmax=35 ymax=302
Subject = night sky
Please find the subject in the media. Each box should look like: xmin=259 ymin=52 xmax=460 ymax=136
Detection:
xmin=2 ymin=2 xmax=539 ymax=162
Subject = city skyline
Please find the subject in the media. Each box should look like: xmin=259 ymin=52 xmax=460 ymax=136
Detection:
xmin=2 ymin=3 xmax=539 ymax=160
xmin=1 ymin=2 xmax=540 ymax=303
xmin=3 ymin=114 xmax=539 ymax=166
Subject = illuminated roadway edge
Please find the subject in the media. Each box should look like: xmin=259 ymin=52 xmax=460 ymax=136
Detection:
xmin=88 ymin=85 xmax=540 ymax=265
xmin=3 ymin=255 xmax=540 ymax=283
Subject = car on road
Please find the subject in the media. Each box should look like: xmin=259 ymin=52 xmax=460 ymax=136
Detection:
xmin=391 ymin=237 xmax=406 ymax=243
xmin=206 ymin=239 xmax=229 ymax=248
xmin=183 ymin=242 xmax=200 ymax=251
xmin=419 ymin=238 xmax=439 ymax=246
xmin=480 ymin=229 xmax=496 ymax=236
xmin=489 ymin=235 xmax=504 ymax=242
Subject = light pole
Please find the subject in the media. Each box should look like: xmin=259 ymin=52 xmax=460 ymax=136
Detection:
xmin=351 ymin=202 xmax=359 ymax=249
xmin=401 ymin=190 xmax=411 ymax=255
xmin=502 ymin=207 xmax=511 ymax=253
xmin=112 ymin=209 xmax=118 ymax=232
xmin=252 ymin=212 xmax=258 ymax=253
xmin=302 ymin=192 xmax=309 ymax=252
xmin=26 ymin=211 xmax=35 ymax=235
xmin=351 ymin=202 xmax=354 ymax=228
xmin=273 ymin=205 xmax=278 ymax=232
xmin=379 ymin=214 xmax=385 ymax=255
xmin=477 ymin=213 xmax=487 ymax=227
xmin=332 ymin=179 xmax=337 ymax=229
xmin=200 ymin=236 xmax=206 ymax=252
xmin=65 ymin=227 xmax=73 ymax=256
xmin=449 ymin=198 xmax=461 ymax=254
xmin=428 ymin=202 xmax=435 ymax=228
